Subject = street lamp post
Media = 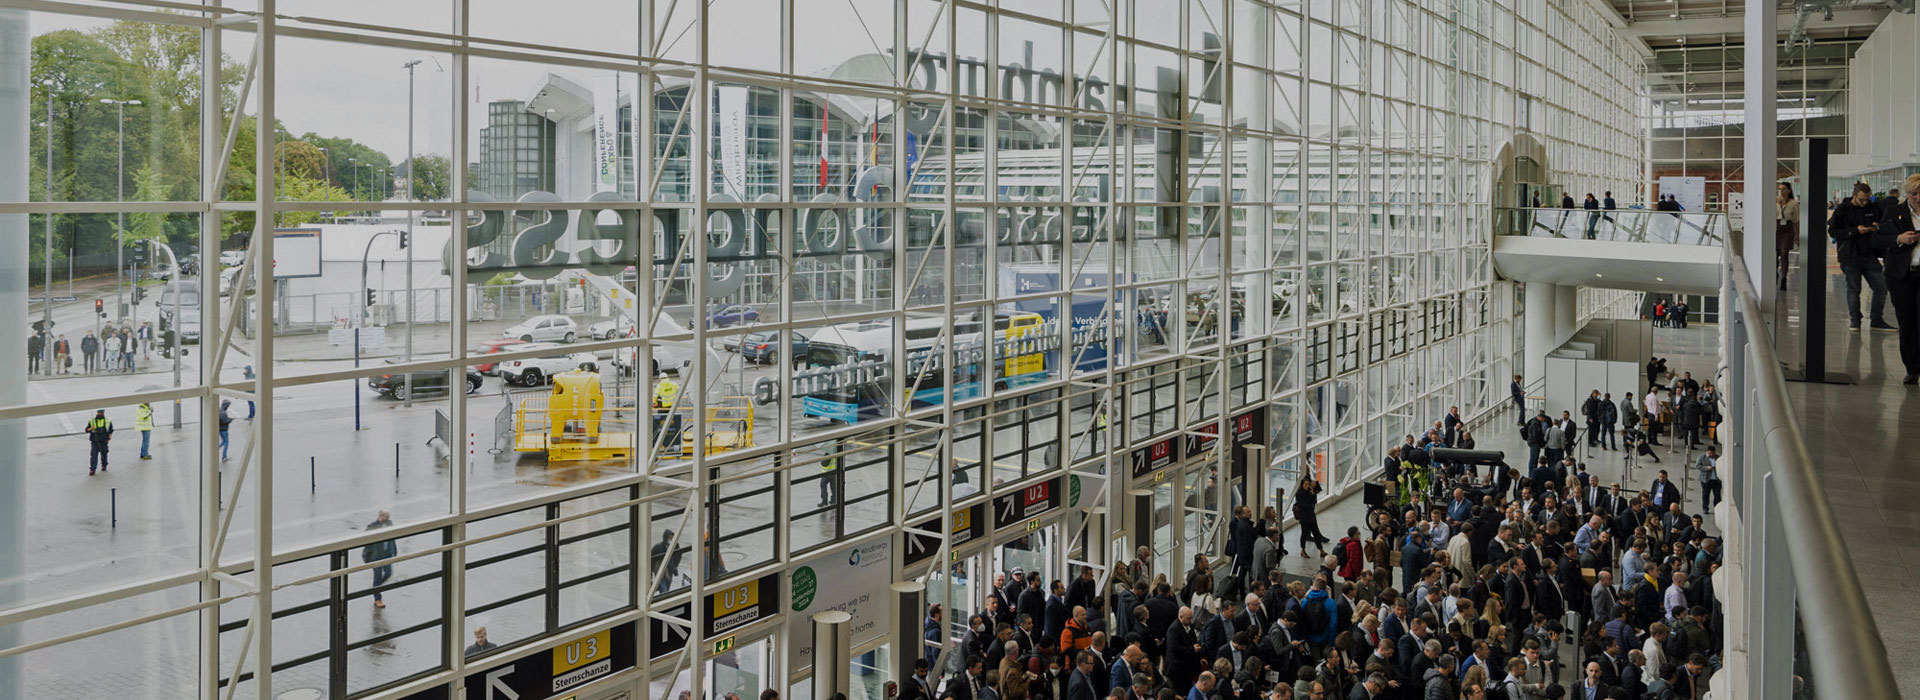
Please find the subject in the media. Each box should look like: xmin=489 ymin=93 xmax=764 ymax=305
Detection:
xmin=358 ymin=231 xmax=398 ymax=431
xmin=150 ymin=240 xmax=184 ymax=428
xmin=402 ymin=59 xmax=420 ymax=408
xmin=40 ymin=79 xmax=52 ymax=374
xmin=101 ymin=98 xmax=141 ymax=322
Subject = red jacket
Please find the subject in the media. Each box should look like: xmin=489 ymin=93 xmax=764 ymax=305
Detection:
xmin=1337 ymin=537 xmax=1365 ymax=579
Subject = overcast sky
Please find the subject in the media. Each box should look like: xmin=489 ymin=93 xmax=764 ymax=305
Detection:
xmin=32 ymin=0 xmax=1184 ymax=161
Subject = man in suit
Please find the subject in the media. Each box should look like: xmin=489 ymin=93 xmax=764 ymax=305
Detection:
xmin=1621 ymin=649 xmax=1648 ymax=699
xmin=1250 ymin=527 xmax=1281 ymax=588
xmin=1503 ymin=556 xmax=1534 ymax=653
xmin=1163 ymin=606 xmax=1204 ymax=693
xmin=1270 ymin=610 xmax=1307 ymax=676
xmin=1349 ymin=672 xmax=1388 ymax=700
xmin=1238 ymin=593 xmax=1268 ymax=636
xmin=1648 ymin=471 xmax=1682 ymax=512
xmin=1397 ymin=617 xmax=1431 ymax=678
xmin=1590 ymin=636 xmax=1625 ymax=686
xmin=1110 ymin=644 xmax=1142 ymax=698
xmin=1574 ymin=661 xmax=1615 ymax=700
xmin=1045 ymin=580 xmax=1072 ymax=646
xmin=1202 ymin=599 xmax=1241 ymax=658
xmin=1067 ymin=652 xmax=1101 ymax=700
xmin=1444 ymin=406 xmax=1464 ymax=445
xmin=1143 ymin=583 xmax=1181 ymax=645
xmin=1511 ymin=375 xmax=1527 ymax=424
xmin=1872 ymin=176 xmax=1920 ymax=383
xmin=901 ymin=660 xmax=934 ymax=700
xmin=1216 ymin=630 xmax=1255 ymax=676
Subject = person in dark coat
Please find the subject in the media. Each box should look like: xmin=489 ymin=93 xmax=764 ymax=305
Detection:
xmin=1163 ymin=607 xmax=1204 ymax=694
xmin=1676 ymin=395 xmax=1704 ymax=448
xmin=1019 ymin=571 xmax=1048 ymax=632
xmin=1503 ymin=558 xmax=1534 ymax=654
xmin=1066 ymin=567 xmax=1098 ymax=618
xmin=1066 ymin=652 xmax=1100 ymax=700
xmin=27 ymin=332 xmax=43 ymax=374
xmin=84 ymin=409 xmax=114 ymax=475
xmin=1044 ymin=580 xmax=1071 ymax=647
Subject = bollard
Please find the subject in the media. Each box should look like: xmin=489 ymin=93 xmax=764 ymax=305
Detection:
xmin=111 ymin=488 xmax=116 ymax=528
xmin=310 ymin=456 xmax=316 ymax=493
xmin=394 ymin=443 xmax=400 ymax=479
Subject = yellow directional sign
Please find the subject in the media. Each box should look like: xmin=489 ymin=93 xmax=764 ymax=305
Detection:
xmin=552 ymin=628 xmax=612 ymax=675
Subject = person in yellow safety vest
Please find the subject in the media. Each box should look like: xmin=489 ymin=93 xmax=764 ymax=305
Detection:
xmin=653 ymin=376 xmax=680 ymax=410
xmin=135 ymin=402 xmax=155 ymax=460
xmin=1093 ymin=407 xmax=1109 ymax=451
xmin=84 ymin=409 xmax=114 ymax=475
xmin=818 ymin=440 xmax=842 ymax=508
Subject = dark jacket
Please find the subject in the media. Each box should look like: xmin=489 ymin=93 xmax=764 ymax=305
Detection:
xmin=1873 ymin=202 xmax=1919 ymax=279
xmin=1144 ymin=594 xmax=1180 ymax=643
xmin=1044 ymin=595 xmax=1070 ymax=645
xmin=1422 ymin=668 xmax=1451 ymax=700
xmin=1018 ymin=587 xmax=1047 ymax=630
xmin=1065 ymin=669 xmax=1098 ymax=700
xmin=1831 ymin=198 xmax=1885 ymax=266
xmin=80 ymin=335 xmax=99 ymax=355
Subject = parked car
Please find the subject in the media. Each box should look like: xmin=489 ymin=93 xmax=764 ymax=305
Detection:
xmin=612 ymin=344 xmax=696 ymax=376
xmin=587 ymin=316 xmax=635 ymax=340
xmin=369 ymin=363 xmax=485 ymax=401
xmin=704 ymin=304 xmax=759 ymax=328
xmin=473 ymin=338 xmax=566 ymax=374
xmin=740 ymin=330 xmax=809 ymax=365
xmin=219 ymin=250 xmax=247 ymax=268
xmin=502 ymin=314 xmax=580 ymax=343
xmin=497 ymin=351 xmax=600 ymax=387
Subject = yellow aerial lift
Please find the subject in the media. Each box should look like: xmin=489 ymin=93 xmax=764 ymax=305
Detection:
xmin=514 ymin=367 xmax=635 ymax=461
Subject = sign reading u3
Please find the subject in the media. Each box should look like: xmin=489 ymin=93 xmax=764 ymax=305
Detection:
xmin=552 ymin=628 xmax=611 ymax=674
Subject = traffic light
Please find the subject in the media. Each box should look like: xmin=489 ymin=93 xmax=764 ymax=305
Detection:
xmin=132 ymin=287 xmax=145 ymax=304
xmin=95 ymin=299 xmax=105 ymax=318
xmin=366 ymin=288 xmax=377 ymax=307
xmin=398 ymin=231 xmax=409 ymax=249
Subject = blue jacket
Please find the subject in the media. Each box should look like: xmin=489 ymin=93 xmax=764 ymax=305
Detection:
xmin=1303 ymin=588 xmax=1338 ymax=646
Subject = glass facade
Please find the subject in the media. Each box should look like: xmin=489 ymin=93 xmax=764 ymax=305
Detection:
xmin=0 ymin=1 xmax=1642 ymax=699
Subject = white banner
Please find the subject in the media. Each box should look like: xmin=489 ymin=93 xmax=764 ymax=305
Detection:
xmin=785 ymin=539 xmax=893 ymax=673
xmin=1658 ymin=176 xmax=1706 ymax=213
xmin=718 ymin=85 xmax=749 ymax=199
xmin=592 ymin=75 xmax=619 ymax=193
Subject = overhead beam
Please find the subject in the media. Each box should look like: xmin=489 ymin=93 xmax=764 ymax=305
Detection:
xmin=1624 ymin=7 xmax=1888 ymax=38
xmin=1582 ymin=0 xmax=1655 ymax=58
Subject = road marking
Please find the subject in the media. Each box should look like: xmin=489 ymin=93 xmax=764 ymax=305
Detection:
xmin=29 ymin=383 xmax=79 ymax=434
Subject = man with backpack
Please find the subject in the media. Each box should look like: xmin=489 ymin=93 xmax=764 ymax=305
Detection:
xmin=1336 ymin=527 xmax=1366 ymax=582
xmin=1301 ymin=575 xmax=1339 ymax=650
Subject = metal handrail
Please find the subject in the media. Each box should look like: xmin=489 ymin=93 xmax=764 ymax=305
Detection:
xmin=1494 ymin=206 xmax=1726 ymax=246
xmin=1725 ymin=255 xmax=1897 ymax=698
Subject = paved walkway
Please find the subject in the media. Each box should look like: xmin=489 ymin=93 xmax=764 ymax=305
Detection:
xmin=1776 ymin=248 xmax=1920 ymax=698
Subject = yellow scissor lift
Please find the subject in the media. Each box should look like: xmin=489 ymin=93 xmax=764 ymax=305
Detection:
xmin=652 ymin=397 xmax=757 ymax=458
xmin=513 ymin=369 xmax=635 ymax=462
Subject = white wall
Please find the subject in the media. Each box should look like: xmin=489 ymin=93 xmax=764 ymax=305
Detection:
xmin=1847 ymin=12 xmax=1920 ymax=169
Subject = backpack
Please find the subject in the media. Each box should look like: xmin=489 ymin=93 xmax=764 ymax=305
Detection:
xmin=1301 ymin=597 xmax=1330 ymax=637
xmin=1335 ymin=537 xmax=1353 ymax=570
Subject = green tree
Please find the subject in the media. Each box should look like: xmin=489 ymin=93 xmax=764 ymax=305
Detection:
xmin=397 ymin=154 xmax=451 ymax=201
xmin=120 ymin=165 xmax=167 ymax=247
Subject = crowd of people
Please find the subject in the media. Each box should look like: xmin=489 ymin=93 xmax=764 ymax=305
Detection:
xmin=25 ymin=321 xmax=157 ymax=375
xmin=910 ymin=377 xmax=1724 ymax=700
